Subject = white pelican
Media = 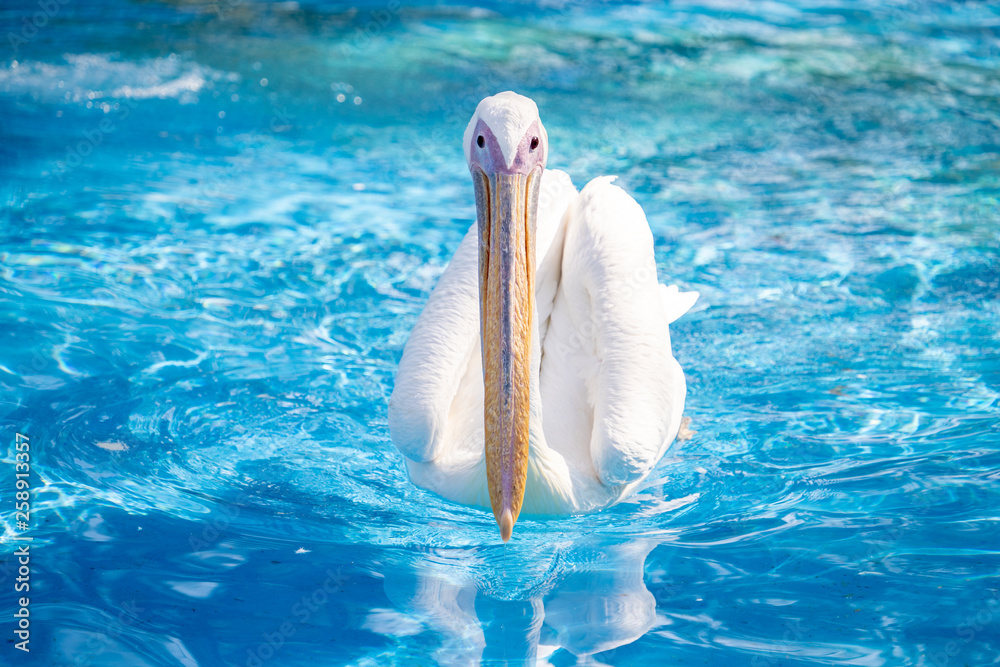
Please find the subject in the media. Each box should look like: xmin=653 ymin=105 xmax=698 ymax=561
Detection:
xmin=389 ymin=92 xmax=697 ymax=541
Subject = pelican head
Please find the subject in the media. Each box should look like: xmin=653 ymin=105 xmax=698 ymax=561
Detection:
xmin=464 ymin=92 xmax=549 ymax=542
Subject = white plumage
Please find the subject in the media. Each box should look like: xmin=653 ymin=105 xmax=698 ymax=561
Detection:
xmin=389 ymin=164 xmax=698 ymax=514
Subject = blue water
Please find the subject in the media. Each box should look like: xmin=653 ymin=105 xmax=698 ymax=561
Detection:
xmin=2 ymin=1 xmax=1000 ymax=665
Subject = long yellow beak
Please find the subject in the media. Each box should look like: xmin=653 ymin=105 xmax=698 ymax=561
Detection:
xmin=472 ymin=167 xmax=541 ymax=542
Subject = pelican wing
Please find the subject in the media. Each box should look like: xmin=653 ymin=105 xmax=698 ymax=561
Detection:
xmin=388 ymin=226 xmax=480 ymax=464
xmin=540 ymin=177 xmax=697 ymax=488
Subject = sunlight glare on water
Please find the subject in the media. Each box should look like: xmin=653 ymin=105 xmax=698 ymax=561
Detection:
xmin=1 ymin=1 xmax=1000 ymax=665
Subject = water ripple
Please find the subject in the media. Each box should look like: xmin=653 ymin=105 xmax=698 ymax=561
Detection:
xmin=3 ymin=0 xmax=1000 ymax=665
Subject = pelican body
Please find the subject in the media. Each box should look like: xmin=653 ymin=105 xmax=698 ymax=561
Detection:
xmin=389 ymin=92 xmax=697 ymax=541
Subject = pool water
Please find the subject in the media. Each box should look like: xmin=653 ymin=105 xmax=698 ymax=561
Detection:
xmin=2 ymin=1 xmax=1000 ymax=665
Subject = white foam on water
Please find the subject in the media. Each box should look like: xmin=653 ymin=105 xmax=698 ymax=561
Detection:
xmin=0 ymin=53 xmax=226 ymax=104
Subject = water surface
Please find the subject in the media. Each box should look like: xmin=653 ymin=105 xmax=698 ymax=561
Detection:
xmin=2 ymin=1 xmax=1000 ymax=665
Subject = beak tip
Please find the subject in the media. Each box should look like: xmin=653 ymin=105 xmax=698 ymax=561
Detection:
xmin=499 ymin=508 xmax=514 ymax=543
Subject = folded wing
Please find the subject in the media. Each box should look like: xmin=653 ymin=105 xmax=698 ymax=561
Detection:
xmin=540 ymin=177 xmax=697 ymax=488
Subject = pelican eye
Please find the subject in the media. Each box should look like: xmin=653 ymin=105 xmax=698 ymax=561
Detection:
xmin=530 ymin=137 xmax=539 ymax=150
xmin=477 ymin=135 xmax=485 ymax=148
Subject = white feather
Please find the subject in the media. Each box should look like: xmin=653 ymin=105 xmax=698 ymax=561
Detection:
xmin=388 ymin=168 xmax=697 ymax=514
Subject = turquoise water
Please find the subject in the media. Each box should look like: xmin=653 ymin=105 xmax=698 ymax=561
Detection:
xmin=2 ymin=0 xmax=1000 ymax=664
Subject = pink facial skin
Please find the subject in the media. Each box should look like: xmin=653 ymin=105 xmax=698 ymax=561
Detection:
xmin=467 ymin=118 xmax=547 ymax=177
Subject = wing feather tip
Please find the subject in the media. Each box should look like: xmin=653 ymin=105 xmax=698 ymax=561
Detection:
xmin=660 ymin=284 xmax=699 ymax=324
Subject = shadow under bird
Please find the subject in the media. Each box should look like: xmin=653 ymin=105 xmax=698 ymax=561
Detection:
xmin=389 ymin=92 xmax=698 ymax=541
